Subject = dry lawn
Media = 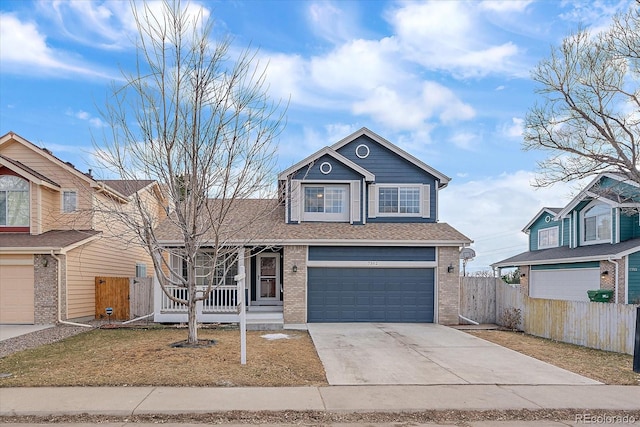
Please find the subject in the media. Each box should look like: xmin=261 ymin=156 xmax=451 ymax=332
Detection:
xmin=0 ymin=326 xmax=327 ymax=387
xmin=467 ymin=329 xmax=640 ymax=385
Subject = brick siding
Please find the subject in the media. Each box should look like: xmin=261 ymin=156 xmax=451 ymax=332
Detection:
xmin=283 ymin=245 xmax=307 ymax=324
xmin=33 ymin=254 xmax=58 ymax=324
xmin=437 ymin=246 xmax=460 ymax=325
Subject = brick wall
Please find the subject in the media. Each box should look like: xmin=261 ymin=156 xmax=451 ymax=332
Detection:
xmin=519 ymin=266 xmax=530 ymax=296
xmin=33 ymin=254 xmax=58 ymax=324
xmin=283 ymin=245 xmax=307 ymax=324
xmin=437 ymin=246 xmax=460 ymax=325
xmin=601 ymin=259 xmax=626 ymax=303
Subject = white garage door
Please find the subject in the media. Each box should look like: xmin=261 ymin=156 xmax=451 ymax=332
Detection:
xmin=0 ymin=256 xmax=35 ymax=324
xmin=530 ymin=268 xmax=599 ymax=302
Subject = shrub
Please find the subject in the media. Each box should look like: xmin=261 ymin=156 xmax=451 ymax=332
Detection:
xmin=501 ymin=307 xmax=522 ymax=331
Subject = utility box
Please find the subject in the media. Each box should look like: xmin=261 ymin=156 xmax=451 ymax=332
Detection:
xmin=587 ymin=289 xmax=614 ymax=302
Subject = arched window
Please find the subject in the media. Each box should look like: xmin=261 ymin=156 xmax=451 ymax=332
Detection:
xmin=582 ymin=203 xmax=611 ymax=244
xmin=0 ymin=175 xmax=29 ymax=227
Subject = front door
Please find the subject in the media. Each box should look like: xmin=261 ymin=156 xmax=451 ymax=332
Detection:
xmin=256 ymin=253 xmax=281 ymax=304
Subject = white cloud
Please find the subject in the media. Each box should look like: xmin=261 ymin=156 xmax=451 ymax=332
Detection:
xmin=480 ymin=0 xmax=533 ymax=13
xmin=449 ymin=132 xmax=478 ymax=151
xmin=0 ymin=12 xmax=117 ymax=79
xmin=440 ymin=171 xmax=577 ymax=272
xmin=388 ymin=1 xmax=526 ymax=78
xmin=66 ymin=109 xmax=106 ymax=128
xmin=306 ymin=2 xmax=358 ymax=44
xmin=502 ymin=117 xmax=524 ymax=138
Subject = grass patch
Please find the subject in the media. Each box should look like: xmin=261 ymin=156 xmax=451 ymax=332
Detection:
xmin=467 ymin=330 xmax=640 ymax=385
xmin=0 ymin=327 xmax=327 ymax=387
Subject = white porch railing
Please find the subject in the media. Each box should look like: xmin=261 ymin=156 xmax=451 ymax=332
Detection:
xmin=160 ymin=285 xmax=238 ymax=313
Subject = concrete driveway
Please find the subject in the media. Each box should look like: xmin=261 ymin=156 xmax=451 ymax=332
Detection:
xmin=0 ymin=324 xmax=53 ymax=341
xmin=307 ymin=323 xmax=600 ymax=386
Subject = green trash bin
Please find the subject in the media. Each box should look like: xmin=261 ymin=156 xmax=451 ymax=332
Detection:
xmin=587 ymin=289 xmax=614 ymax=302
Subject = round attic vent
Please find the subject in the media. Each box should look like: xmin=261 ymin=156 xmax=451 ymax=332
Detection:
xmin=355 ymin=144 xmax=370 ymax=159
xmin=320 ymin=161 xmax=332 ymax=174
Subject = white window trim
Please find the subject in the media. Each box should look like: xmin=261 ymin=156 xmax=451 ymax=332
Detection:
xmin=302 ymin=183 xmax=350 ymax=222
xmin=62 ymin=189 xmax=78 ymax=213
xmin=375 ymin=183 xmax=422 ymax=217
xmin=537 ymin=226 xmax=559 ymax=249
xmin=579 ymin=201 xmax=612 ymax=246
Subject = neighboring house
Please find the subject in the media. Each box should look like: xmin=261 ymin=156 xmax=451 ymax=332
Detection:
xmin=154 ymin=127 xmax=472 ymax=326
xmin=493 ymin=173 xmax=640 ymax=304
xmin=0 ymin=131 xmax=165 ymax=324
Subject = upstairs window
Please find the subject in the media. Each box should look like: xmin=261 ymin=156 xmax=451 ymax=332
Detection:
xmin=0 ymin=175 xmax=29 ymax=227
xmin=302 ymin=185 xmax=349 ymax=221
xmin=378 ymin=185 xmax=420 ymax=215
xmin=538 ymin=227 xmax=559 ymax=249
xmin=582 ymin=203 xmax=611 ymax=244
xmin=62 ymin=190 xmax=77 ymax=213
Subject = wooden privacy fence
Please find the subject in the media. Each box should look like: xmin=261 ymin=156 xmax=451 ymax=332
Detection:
xmin=461 ymin=277 xmax=638 ymax=355
xmin=460 ymin=276 xmax=497 ymax=324
xmin=95 ymin=276 xmax=153 ymax=320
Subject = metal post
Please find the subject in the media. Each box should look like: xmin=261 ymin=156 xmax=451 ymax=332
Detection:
xmin=634 ymin=306 xmax=640 ymax=373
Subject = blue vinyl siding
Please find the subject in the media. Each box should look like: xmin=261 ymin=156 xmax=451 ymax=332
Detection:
xmin=292 ymin=154 xmax=364 ymax=181
xmin=562 ymin=218 xmax=570 ymax=246
xmin=308 ymin=246 xmax=436 ymax=262
xmin=531 ymin=262 xmax=600 ymax=270
xmin=336 ymin=135 xmax=438 ymax=223
xmin=307 ymin=267 xmax=434 ymax=322
xmin=528 ymin=212 xmax=560 ymax=251
xmin=628 ymin=251 xmax=640 ymax=304
xmin=619 ymin=212 xmax=640 ymax=241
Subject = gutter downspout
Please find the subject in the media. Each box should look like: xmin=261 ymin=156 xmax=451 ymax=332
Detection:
xmin=51 ymin=250 xmax=92 ymax=328
xmin=608 ymin=256 xmax=620 ymax=304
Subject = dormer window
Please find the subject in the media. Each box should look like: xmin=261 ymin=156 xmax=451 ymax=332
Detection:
xmin=0 ymin=175 xmax=29 ymax=227
xmin=581 ymin=203 xmax=611 ymax=245
xmin=302 ymin=184 xmax=349 ymax=222
xmin=538 ymin=226 xmax=558 ymax=249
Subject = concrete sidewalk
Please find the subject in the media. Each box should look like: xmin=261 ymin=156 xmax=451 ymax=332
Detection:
xmin=1 ymin=385 xmax=639 ymax=416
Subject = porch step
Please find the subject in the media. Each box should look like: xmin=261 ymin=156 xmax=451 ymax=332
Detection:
xmin=245 ymin=311 xmax=284 ymax=331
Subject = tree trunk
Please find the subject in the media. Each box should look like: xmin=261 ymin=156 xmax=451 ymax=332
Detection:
xmin=187 ymin=284 xmax=198 ymax=344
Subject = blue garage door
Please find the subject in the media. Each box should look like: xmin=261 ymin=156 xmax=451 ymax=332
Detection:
xmin=307 ymin=267 xmax=434 ymax=322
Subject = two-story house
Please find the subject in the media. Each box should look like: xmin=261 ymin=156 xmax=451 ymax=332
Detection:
xmin=0 ymin=132 xmax=165 ymax=324
xmin=492 ymin=173 xmax=640 ymax=304
xmin=153 ymin=127 xmax=472 ymax=327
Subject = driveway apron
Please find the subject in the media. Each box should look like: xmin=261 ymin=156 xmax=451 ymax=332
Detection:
xmin=307 ymin=323 xmax=600 ymax=386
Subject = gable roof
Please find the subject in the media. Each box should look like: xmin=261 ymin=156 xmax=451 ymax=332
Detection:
xmin=0 ymin=131 xmax=157 ymax=203
xmin=492 ymin=237 xmax=640 ymax=268
xmin=277 ymin=128 xmax=451 ymax=187
xmin=277 ymin=146 xmax=375 ymax=181
xmin=521 ymin=207 xmax=563 ymax=233
xmin=331 ymin=127 xmax=451 ymax=188
xmin=0 ymin=154 xmax=60 ymax=190
xmin=556 ymin=173 xmax=640 ymax=218
xmin=101 ymin=180 xmax=156 ymax=198
xmin=0 ymin=230 xmax=101 ymax=254
xmin=155 ymin=198 xmax=472 ymax=246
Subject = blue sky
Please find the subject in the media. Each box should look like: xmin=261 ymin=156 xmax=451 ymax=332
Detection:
xmin=0 ymin=0 xmax=632 ymax=271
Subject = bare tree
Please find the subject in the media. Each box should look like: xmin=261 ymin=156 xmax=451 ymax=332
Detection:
xmin=523 ymin=4 xmax=639 ymax=186
xmin=95 ymin=0 xmax=285 ymax=344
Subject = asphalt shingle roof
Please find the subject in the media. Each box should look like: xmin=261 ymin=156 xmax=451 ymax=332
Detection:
xmin=0 ymin=230 xmax=101 ymax=250
xmin=0 ymin=154 xmax=60 ymax=187
xmin=155 ymin=199 xmax=472 ymax=245
xmin=492 ymin=237 xmax=640 ymax=268
xmin=101 ymin=180 xmax=156 ymax=198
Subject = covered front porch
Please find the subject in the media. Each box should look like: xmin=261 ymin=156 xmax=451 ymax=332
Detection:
xmin=153 ymin=246 xmax=285 ymax=329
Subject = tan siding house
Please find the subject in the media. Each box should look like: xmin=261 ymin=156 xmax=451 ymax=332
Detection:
xmin=0 ymin=131 xmax=165 ymax=324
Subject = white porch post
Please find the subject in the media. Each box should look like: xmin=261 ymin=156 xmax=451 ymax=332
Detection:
xmin=235 ymin=248 xmax=247 ymax=365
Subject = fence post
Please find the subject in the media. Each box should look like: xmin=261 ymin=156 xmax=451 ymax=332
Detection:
xmin=634 ymin=306 xmax=640 ymax=373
